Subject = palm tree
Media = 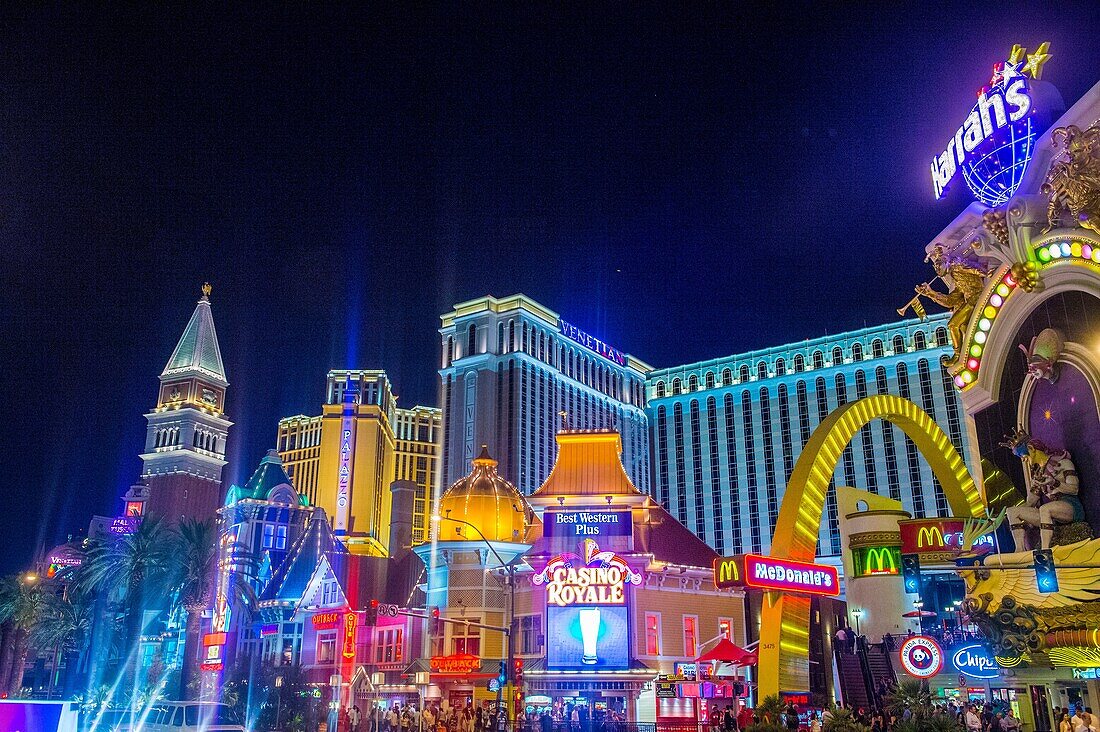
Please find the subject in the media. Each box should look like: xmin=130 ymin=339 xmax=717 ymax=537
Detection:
xmin=0 ymin=573 xmax=48 ymax=696
xmin=884 ymin=678 xmax=931 ymax=719
xmin=171 ymin=519 xmax=257 ymax=700
xmin=29 ymin=590 xmax=94 ymax=698
xmin=71 ymin=518 xmax=177 ymax=688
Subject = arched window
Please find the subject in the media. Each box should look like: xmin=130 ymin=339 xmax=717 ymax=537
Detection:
xmin=688 ymin=375 xmax=699 ymax=392
xmin=851 ymin=342 xmax=864 ymax=361
xmin=671 ymin=377 xmax=682 ymax=396
xmin=934 ymin=327 xmax=949 ymax=347
xmin=812 ymin=351 xmax=824 ymax=370
xmin=446 ymin=336 xmax=454 ymax=366
xmin=467 ymin=324 xmax=477 ymax=357
xmin=757 ymin=361 xmax=768 ymax=380
xmin=892 ymin=334 xmax=905 ymax=354
xmin=522 ymin=322 xmax=529 ymax=353
xmin=875 ymin=365 xmax=888 ymax=393
xmin=509 ymin=320 xmax=516 ymax=353
xmin=832 ymin=346 xmax=844 ymax=365
xmin=497 ymin=323 xmax=505 ymax=354
xmin=654 ymin=380 xmax=665 ymax=399
xmin=793 ymin=354 xmax=805 ymax=373
xmin=538 ymin=331 xmax=545 ymax=361
xmin=705 ymin=371 xmax=715 ymax=389
xmin=739 ymin=364 xmax=750 ymax=382
xmin=775 ymin=357 xmax=786 ymax=375
xmin=914 ymin=330 xmax=927 ymax=350
xmin=722 ymin=368 xmax=733 ymax=385
xmin=871 ymin=339 xmax=884 ymax=359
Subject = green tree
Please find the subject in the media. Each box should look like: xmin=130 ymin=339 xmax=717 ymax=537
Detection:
xmin=28 ymin=589 xmax=94 ymax=698
xmin=824 ymin=707 xmax=872 ymax=732
xmin=884 ymin=679 xmax=931 ymax=719
xmin=0 ymin=574 xmax=48 ymax=696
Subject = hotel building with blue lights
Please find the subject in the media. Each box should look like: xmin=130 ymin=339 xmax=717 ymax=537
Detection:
xmin=440 ymin=295 xmax=973 ymax=563
xmin=645 ymin=312 xmax=971 ymax=559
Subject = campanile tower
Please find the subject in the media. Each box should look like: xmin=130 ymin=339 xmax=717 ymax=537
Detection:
xmin=139 ymin=283 xmax=232 ymax=523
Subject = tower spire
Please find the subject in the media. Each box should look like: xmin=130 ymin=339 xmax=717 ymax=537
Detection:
xmin=161 ymin=283 xmax=227 ymax=385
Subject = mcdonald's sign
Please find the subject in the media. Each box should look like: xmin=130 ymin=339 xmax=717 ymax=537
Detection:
xmin=899 ymin=519 xmax=994 ymax=557
xmin=713 ymin=555 xmax=743 ymax=589
xmin=854 ymin=545 xmax=901 ymax=577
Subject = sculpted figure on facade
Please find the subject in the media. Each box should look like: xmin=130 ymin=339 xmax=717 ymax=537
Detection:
xmin=911 ymin=245 xmax=991 ymax=367
xmin=1042 ymin=124 xmax=1100 ymax=235
xmin=1019 ymin=327 xmax=1065 ymax=384
xmin=1002 ymin=428 xmax=1083 ymax=550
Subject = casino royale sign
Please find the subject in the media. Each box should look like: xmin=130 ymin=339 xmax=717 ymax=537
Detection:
xmin=534 ymin=538 xmax=643 ymax=607
xmin=558 ymin=318 xmax=627 ymax=367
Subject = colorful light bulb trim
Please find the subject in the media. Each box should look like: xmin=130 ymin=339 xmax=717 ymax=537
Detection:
xmin=953 ymin=265 xmax=1018 ymax=390
xmin=952 ymin=235 xmax=1100 ymax=391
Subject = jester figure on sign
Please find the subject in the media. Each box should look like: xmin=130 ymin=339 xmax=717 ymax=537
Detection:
xmin=1001 ymin=428 xmax=1082 ymax=551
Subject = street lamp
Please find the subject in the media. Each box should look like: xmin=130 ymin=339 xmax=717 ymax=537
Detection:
xmin=913 ymin=600 xmax=925 ymax=634
xmin=851 ymin=609 xmax=863 ymax=637
xmin=431 ymin=513 xmax=524 ymax=731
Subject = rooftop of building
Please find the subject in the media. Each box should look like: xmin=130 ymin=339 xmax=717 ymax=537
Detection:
xmin=161 ymin=284 xmax=227 ymax=385
xmin=440 ymin=293 xmax=654 ymax=373
xmin=647 ymin=312 xmax=950 ymax=380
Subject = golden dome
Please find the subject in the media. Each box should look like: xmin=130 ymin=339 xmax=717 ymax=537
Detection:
xmin=437 ymin=446 xmax=529 ymax=543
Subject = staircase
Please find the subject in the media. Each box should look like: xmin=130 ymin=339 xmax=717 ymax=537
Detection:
xmin=835 ymin=645 xmax=872 ymax=710
xmin=864 ymin=642 xmax=897 ymax=694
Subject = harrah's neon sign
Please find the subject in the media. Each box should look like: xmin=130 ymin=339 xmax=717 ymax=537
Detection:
xmin=930 ymin=63 xmax=1032 ymax=199
xmin=558 ymin=318 xmax=627 ymax=367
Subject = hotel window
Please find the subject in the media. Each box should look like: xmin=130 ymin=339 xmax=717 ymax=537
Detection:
xmin=855 ymin=370 xmax=879 ymax=492
xmin=317 ymin=634 xmax=337 ymax=664
xmin=740 ymin=392 xmax=761 ymax=553
xmin=673 ymin=403 xmax=687 ymax=523
xmin=939 ymin=364 xmax=965 ymax=455
xmin=689 ymin=400 xmax=703 ymax=535
xmin=775 ymin=357 xmax=786 ymax=375
xmin=739 ymin=365 xmax=750 ymax=382
xmin=914 ymin=330 xmax=927 ymax=349
xmin=645 ymin=612 xmax=662 ymax=655
xmin=722 ymin=368 xmax=733 ymax=386
xmin=793 ymin=354 xmax=805 ymax=373
xmin=321 ymin=580 xmax=340 ymax=606
xmin=872 ymin=339 xmax=885 ymax=358
xmin=509 ymin=320 xmax=516 ymax=352
xmin=497 ymin=323 xmax=505 ymax=354
xmin=453 ymin=622 xmax=480 ymax=656
xmin=935 ymin=327 xmax=949 ymax=347
xmin=262 ymin=524 xmax=287 ymax=550
xmin=796 ymin=381 xmax=811 ymax=445
xmin=719 ymin=618 xmax=735 ymax=642
xmin=707 ymin=397 xmax=723 ymax=553
xmin=812 ymin=351 xmax=824 ymax=370
xmin=518 ymin=615 xmax=542 ymax=654
xmin=760 ymin=388 xmax=779 ymax=534
xmin=375 ymin=627 xmax=404 ymax=663
xmin=852 ymin=342 xmax=864 ymax=361
xmin=893 ymin=335 xmax=906 ymax=354
xmin=705 ymin=371 xmax=715 ymax=389
xmin=876 ymin=366 xmax=901 ymax=501
xmin=832 ymin=346 xmax=844 ymax=365
xmin=778 ymin=384 xmax=794 ymax=485
xmin=723 ymin=394 xmax=741 ymax=552
xmin=757 ymin=361 xmax=767 ymax=380
xmin=671 ymin=377 xmax=681 ymax=396
xmin=688 ymin=374 xmax=699 ymax=392
xmin=683 ymin=616 xmax=698 ymax=658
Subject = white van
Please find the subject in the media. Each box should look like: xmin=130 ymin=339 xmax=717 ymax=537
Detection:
xmin=114 ymin=701 xmax=245 ymax=732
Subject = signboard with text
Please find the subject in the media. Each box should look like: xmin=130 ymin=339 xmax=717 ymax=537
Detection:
xmin=558 ymin=318 xmax=627 ymax=367
xmin=545 ymin=510 xmax=631 ymax=539
xmin=714 ymin=554 xmax=838 ymax=596
xmin=899 ymin=519 xmax=994 ymax=557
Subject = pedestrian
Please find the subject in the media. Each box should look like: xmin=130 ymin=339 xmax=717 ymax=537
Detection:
xmin=966 ymin=705 xmax=982 ymax=732
xmin=350 ymin=705 xmax=362 ymax=732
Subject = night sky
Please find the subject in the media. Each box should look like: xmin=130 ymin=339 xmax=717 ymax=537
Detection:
xmin=3 ymin=4 xmax=1099 ymax=573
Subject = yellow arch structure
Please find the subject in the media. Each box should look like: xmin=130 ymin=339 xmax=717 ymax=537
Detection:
xmin=757 ymin=394 xmax=985 ymax=697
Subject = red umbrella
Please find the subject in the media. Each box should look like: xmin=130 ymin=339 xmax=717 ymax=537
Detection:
xmin=901 ymin=609 xmax=938 ymax=618
xmin=695 ymin=638 xmax=758 ymax=667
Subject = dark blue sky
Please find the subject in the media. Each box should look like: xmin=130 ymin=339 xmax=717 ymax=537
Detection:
xmin=2 ymin=3 xmax=1099 ymax=572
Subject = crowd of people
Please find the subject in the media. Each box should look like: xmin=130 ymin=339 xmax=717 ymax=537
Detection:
xmin=341 ymin=701 xmax=631 ymax=732
xmin=1053 ymin=704 xmax=1100 ymax=732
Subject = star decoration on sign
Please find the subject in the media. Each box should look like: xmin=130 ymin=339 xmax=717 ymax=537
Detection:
xmin=1022 ymin=41 xmax=1052 ymax=80
xmin=1008 ymin=44 xmax=1027 ymax=66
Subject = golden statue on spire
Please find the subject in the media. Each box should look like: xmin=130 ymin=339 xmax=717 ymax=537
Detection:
xmin=202 ymin=282 xmax=212 ymax=298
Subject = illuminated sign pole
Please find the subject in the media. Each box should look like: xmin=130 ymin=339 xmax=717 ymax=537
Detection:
xmin=335 ymin=388 xmax=358 ymax=535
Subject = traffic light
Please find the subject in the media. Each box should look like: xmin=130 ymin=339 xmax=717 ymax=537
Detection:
xmin=430 ymin=607 xmax=440 ymax=635
xmin=365 ymin=599 xmax=379 ymax=626
xmin=901 ymin=553 xmax=921 ymax=594
xmin=497 ymin=660 xmax=508 ymax=688
xmin=1034 ymin=549 xmax=1059 ymax=593
xmin=513 ymin=658 xmax=524 ymax=689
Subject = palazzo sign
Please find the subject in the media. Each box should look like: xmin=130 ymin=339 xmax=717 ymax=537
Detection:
xmin=545 ymin=510 xmax=631 ymax=538
xmin=534 ymin=538 xmax=642 ymax=607
xmin=558 ymin=318 xmax=627 ymax=367
xmin=899 ymin=518 xmax=994 ymax=557
xmin=714 ymin=554 xmax=838 ymax=596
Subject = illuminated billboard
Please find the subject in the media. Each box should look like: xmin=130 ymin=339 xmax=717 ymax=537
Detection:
xmin=714 ymin=554 xmax=838 ymax=596
xmin=546 ymin=605 xmax=630 ymax=670
xmin=899 ymin=519 xmax=994 ymax=557
xmin=544 ymin=510 xmax=631 ymax=539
